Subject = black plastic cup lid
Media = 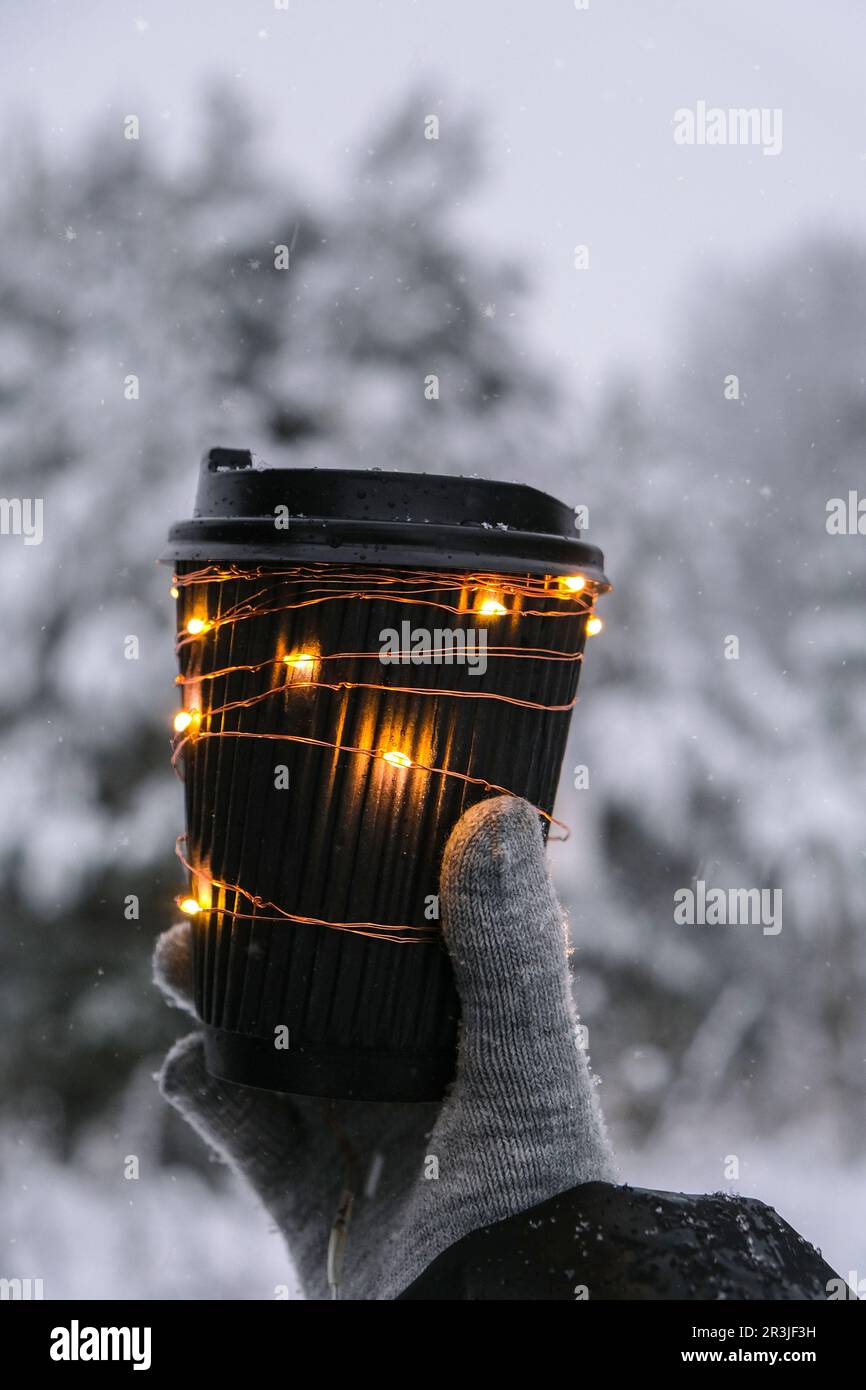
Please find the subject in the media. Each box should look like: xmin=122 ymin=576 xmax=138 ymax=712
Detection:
xmin=162 ymin=447 xmax=609 ymax=584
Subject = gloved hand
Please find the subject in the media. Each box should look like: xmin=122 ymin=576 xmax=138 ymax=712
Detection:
xmin=154 ymin=795 xmax=617 ymax=1300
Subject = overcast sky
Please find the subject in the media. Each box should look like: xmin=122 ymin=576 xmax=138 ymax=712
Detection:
xmin=4 ymin=0 xmax=865 ymax=399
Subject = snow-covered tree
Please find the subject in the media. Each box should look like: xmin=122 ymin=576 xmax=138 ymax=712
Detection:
xmin=557 ymin=247 xmax=866 ymax=1152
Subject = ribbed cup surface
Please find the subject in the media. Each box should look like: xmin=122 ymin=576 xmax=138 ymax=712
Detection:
xmin=174 ymin=563 xmax=588 ymax=1098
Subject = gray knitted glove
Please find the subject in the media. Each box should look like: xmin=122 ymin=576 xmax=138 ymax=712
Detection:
xmin=154 ymin=795 xmax=617 ymax=1300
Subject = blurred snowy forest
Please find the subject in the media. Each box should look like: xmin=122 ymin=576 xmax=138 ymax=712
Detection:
xmin=0 ymin=86 xmax=863 ymax=1296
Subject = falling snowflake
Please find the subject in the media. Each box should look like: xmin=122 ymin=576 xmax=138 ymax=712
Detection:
xmin=134 ymin=17 xmax=149 ymax=33
xmin=63 ymin=226 xmax=77 ymax=242
xmin=247 ymin=259 xmax=261 ymax=271
xmin=481 ymin=302 xmax=496 ymax=318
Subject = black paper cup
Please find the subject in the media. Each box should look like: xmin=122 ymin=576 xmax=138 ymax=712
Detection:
xmin=162 ymin=449 xmax=609 ymax=1101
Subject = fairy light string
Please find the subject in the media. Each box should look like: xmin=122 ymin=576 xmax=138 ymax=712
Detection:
xmin=170 ymin=561 xmax=605 ymax=940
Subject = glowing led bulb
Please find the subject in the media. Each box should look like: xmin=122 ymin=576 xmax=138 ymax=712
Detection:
xmin=284 ymin=652 xmax=315 ymax=677
xmin=382 ymin=750 xmax=412 ymax=769
xmin=169 ymin=586 xmax=180 ymax=599
xmin=561 ymin=575 xmax=586 ymax=593
xmin=585 ymin=615 xmax=604 ymax=637
xmin=173 ymin=710 xmax=195 ymax=733
xmin=186 ymin=617 xmax=209 ymax=636
xmin=180 ymin=897 xmax=202 ymax=916
xmin=478 ymin=597 xmax=507 ymax=616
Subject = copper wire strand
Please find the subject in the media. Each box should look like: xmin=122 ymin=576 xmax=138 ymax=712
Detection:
xmin=174 ymin=569 xmax=586 ymax=600
xmin=175 ymin=836 xmax=439 ymax=944
xmin=173 ymin=562 xmax=604 ymax=597
xmin=193 ymin=681 xmax=578 ymax=720
xmin=175 ymin=646 xmax=583 ymax=685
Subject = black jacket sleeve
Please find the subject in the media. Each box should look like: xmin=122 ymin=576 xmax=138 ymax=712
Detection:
xmin=397 ymin=1181 xmax=843 ymax=1300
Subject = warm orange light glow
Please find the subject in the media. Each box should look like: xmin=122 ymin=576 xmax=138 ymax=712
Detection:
xmin=180 ymin=897 xmax=202 ymax=915
xmin=284 ymin=652 xmax=316 ymax=678
xmin=585 ymin=615 xmax=604 ymax=636
xmin=186 ymin=617 xmax=209 ymax=635
xmin=169 ymin=585 xmax=180 ymax=599
xmin=382 ymin=749 xmax=412 ymax=768
xmin=173 ymin=709 xmax=196 ymax=733
xmin=561 ymin=575 xmax=586 ymax=593
xmin=478 ymin=596 xmax=507 ymax=616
